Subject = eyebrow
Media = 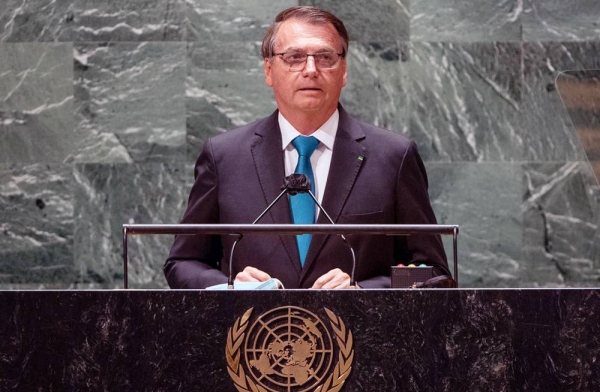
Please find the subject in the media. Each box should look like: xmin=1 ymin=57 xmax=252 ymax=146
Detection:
xmin=281 ymin=46 xmax=338 ymax=53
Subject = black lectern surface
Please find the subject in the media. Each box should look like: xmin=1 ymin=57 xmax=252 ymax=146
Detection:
xmin=1 ymin=289 xmax=599 ymax=391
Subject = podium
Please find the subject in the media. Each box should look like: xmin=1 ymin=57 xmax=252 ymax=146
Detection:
xmin=1 ymin=289 xmax=599 ymax=391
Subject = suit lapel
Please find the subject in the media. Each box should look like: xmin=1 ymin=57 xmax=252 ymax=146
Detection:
xmin=300 ymin=107 xmax=367 ymax=279
xmin=251 ymin=111 xmax=302 ymax=274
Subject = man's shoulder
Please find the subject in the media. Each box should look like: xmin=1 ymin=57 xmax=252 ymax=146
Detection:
xmin=343 ymin=111 xmax=413 ymax=149
xmin=209 ymin=112 xmax=278 ymax=146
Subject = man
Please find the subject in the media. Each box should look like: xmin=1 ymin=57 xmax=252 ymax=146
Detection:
xmin=165 ymin=6 xmax=450 ymax=289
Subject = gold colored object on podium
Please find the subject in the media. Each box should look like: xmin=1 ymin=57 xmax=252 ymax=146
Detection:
xmin=226 ymin=306 xmax=354 ymax=392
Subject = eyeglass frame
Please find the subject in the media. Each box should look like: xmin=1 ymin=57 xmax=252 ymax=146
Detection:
xmin=273 ymin=51 xmax=346 ymax=71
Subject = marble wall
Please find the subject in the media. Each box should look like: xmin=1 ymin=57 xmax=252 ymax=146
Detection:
xmin=1 ymin=0 xmax=599 ymax=289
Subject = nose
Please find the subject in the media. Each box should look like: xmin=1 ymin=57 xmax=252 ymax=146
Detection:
xmin=303 ymin=55 xmax=318 ymax=75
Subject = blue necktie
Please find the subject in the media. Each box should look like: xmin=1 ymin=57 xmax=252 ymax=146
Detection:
xmin=290 ymin=136 xmax=320 ymax=266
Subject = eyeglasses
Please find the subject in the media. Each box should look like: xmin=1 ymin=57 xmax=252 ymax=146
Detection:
xmin=274 ymin=51 xmax=345 ymax=71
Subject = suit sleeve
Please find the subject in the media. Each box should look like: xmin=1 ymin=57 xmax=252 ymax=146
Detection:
xmin=163 ymin=139 xmax=228 ymax=289
xmin=355 ymin=140 xmax=450 ymax=289
xmin=393 ymin=141 xmax=450 ymax=277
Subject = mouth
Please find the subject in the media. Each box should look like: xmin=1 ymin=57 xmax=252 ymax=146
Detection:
xmin=298 ymin=87 xmax=322 ymax=92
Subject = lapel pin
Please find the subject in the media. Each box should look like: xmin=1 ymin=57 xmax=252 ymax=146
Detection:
xmin=358 ymin=156 xmax=364 ymax=161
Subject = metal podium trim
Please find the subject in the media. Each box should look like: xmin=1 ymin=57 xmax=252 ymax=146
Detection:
xmin=122 ymin=223 xmax=459 ymax=289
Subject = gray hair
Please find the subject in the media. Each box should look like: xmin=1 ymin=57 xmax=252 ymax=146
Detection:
xmin=261 ymin=6 xmax=349 ymax=59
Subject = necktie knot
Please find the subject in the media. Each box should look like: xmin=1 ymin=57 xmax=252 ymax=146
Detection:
xmin=292 ymin=136 xmax=320 ymax=157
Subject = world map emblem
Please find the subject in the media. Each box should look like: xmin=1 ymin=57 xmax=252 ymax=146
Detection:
xmin=226 ymin=306 xmax=354 ymax=392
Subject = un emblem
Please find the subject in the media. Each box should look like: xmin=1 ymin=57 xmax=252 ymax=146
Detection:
xmin=226 ymin=306 xmax=354 ymax=392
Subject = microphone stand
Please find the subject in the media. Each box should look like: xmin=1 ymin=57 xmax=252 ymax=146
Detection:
xmin=227 ymin=174 xmax=358 ymax=289
xmin=227 ymin=188 xmax=289 ymax=289
xmin=304 ymin=190 xmax=358 ymax=289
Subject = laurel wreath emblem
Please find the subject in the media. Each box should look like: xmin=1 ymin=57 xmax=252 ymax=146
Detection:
xmin=225 ymin=307 xmax=354 ymax=392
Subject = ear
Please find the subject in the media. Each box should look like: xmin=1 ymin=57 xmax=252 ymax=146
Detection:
xmin=264 ymin=58 xmax=273 ymax=87
xmin=342 ymin=60 xmax=348 ymax=87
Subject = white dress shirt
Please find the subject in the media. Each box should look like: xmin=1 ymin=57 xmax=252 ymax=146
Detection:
xmin=279 ymin=110 xmax=338 ymax=214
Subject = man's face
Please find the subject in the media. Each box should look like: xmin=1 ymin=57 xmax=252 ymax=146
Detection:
xmin=264 ymin=19 xmax=347 ymax=120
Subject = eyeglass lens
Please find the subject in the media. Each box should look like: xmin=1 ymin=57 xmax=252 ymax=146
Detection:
xmin=281 ymin=52 xmax=341 ymax=70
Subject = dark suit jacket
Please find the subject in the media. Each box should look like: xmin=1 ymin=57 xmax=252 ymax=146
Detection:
xmin=165 ymin=106 xmax=450 ymax=289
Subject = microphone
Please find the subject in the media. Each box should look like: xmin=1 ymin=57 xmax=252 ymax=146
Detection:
xmin=285 ymin=174 xmax=358 ymax=289
xmin=227 ymin=174 xmax=358 ymax=289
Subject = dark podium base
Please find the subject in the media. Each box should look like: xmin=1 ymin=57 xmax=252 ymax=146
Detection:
xmin=1 ymin=289 xmax=599 ymax=391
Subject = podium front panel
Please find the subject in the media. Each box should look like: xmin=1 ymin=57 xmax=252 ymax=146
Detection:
xmin=1 ymin=289 xmax=599 ymax=391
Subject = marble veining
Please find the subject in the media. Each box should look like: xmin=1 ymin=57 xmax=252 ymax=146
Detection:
xmin=341 ymin=43 xmax=410 ymax=134
xmin=0 ymin=164 xmax=74 ymax=284
xmin=523 ymin=0 xmax=600 ymax=41
xmin=73 ymin=163 xmax=191 ymax=288
xmin=300 ymin=0 xmax=410 ymax=43
xmin=521 ymin=42 xmax=600 ymax=161
xmin=427 ymin=163 xmax=523 ymax=287
xmin=187 ymin=0 xmax=295 ymax=42
xmin=73 ymin=42 xmax=187 ymax=163
xmin=0 ymin=0 xmax=74 ymax=42
xmin=186 ymin=40 xmax=275 ymax=157
xmin=70 ymin=0 xmax=185 ymax=41
xmin=0 ymin=43 xmax=74 ymax=164
xmin=523 ymin=163 xmax=600 ymax=287
xmin=1 ymin=0 xmax=186 ymax=42
xmin=407 ymin=42 xmax=524 ymax=161
xmin=412 ymin=0 xmax=523 ymax=42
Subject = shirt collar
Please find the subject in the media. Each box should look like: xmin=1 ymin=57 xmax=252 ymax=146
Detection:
xmin=279 ymin=110 xmax=338 ymax=151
